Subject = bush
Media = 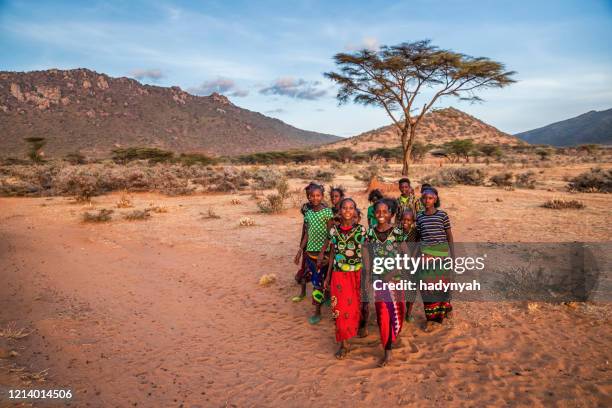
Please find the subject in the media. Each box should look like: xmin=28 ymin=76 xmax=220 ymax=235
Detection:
xmin=64 ymin=152 xmax=87 ymax=165
xmin=542 ymin=199 xmax=585 ymax=210
xmin=83 ymin=208 xmax=113 ymax=223
xmin=275 ymin=177 xmax=290 ymax=199
xmin=314 ymin=169 xmax=334 ymax=183
xmin=568 ymin=168 xmax=612 ymax=193
xmin=123 ymin=209 xmax=151 ymax=220
xmin=284 ymin=167 xmax=314 ymax=179
xmin=354 ymin=162 xmax=381 ymax=183
xmin=111 ymin=147 xmax=174 ymax=164
xmin=490 ymin=172 xmax=513 ymax=187
xmin=251 ymin=168 xmax=282 ymax=189
xmin=515 ymin=171 xmax=536 ymax=189
xmin=54 ymin=167 xmax=103 ymax=201
xmin=257 ymin=193 xmax=284 ymax=213
xmin=422 ymin=167 xmax=486 ymax=186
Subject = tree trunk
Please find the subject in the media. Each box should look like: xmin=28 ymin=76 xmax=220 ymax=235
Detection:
xmin=401 ymin=127 xmax=416 ymax=176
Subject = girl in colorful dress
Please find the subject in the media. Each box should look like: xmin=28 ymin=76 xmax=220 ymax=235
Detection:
xmin=396 ymin=178 xmax=419 ymax=223
xmin=415 ymin=186 xmax=455 ymax=331
xmin=323 ymin=198 xmax=366 ymax=359
xmin=365 ymin=198 xmax=407 ymax=367
xmin=294 ymin=184 xmax=334 ymax=324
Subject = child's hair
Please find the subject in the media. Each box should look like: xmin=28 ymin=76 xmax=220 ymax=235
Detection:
xmin=330 ymin=186 xmax=345 ymax=199
xmin=420 ymin=183 xmax=432 ymax=192
xmin=398 ymin=178 xmax=411 ymax=187
xmin=308 ymin=183 xmax=325 ymax=195
xmin=368 ymin=189 xmax=384 ymax=203
xmin=374 ymin=197 xmax=398 ymax=215
xmin=338 ymin=197 xmax=358 ymax=212
xmin=401 ymin=208 xmax=415 ymax=220
xmin=421 ymin=186 xmax=441 ymax=208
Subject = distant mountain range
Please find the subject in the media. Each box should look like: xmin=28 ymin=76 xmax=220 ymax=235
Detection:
xmin=515 ymin=108 xmax=612 ymax=146
xmin=322 ymin=107 xmax=524 ymax=151
xmin=0 ymin=68 xmax=340 ymax=158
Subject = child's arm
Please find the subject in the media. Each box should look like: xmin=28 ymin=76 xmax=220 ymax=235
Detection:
xmin=294 ymin=225 xmax=308 ymax=265
xmin=445 ymin=227 xmax=455 ymax=259
xmin=323 ymin=246 xmax=335 ymax=290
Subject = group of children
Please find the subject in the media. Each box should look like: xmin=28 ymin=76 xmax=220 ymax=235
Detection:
xmin=293 ymin=178 xmax=454 ymax=367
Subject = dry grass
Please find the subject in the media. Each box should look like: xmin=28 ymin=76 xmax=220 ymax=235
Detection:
xmin=239 ymin=216 xmax=256 ymax=226
xmin=230 ymin=198 xmax=242 ymax=205
xmin=148 ymin=205 xmax=168 ymax=213
xmin=203 ymin=208 xmax=221 ymax=219
xmin=82 ymin=208 xmax=113 ymax=223
xmin=116 ymin=192 xmax=134 ymax=208
xmin=258 ymin=273 xmax=277 ymax=286
xmin=257 ymin=193 xmax=284 ymax=213
xmin=123 ymin=209 xmax=151 ymax=221
xmin=0 ymin=322 xmax=33 ymax=340
xmin=542 ymin=199 xmax=585 ymax=210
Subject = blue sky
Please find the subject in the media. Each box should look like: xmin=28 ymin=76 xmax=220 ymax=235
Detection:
xmin=1 ymin=0 xmax=611 ymax=137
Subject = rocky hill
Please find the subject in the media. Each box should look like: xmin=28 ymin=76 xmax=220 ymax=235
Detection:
xmin=0 ymin=68 xmax=340 ymax=158
xmin=322 ymin=107 xmax=523 ymax=151
xmin=515 ymin=108 xmax=612 ymax=146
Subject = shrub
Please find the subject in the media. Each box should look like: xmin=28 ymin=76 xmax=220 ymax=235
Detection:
xmin=177 ymin=153 xmax=215 ymax=166
xmin=123 ymin=209 xmax=151 ymax=220
xmin=111 ymin=147 xmax=174 ymax=164
xmin=354 ymin=162 xmax=381 ymax=183
xmin=24 ymin=137 xmax=46 ymax=163
xmin=257 ymin=193 xmax=284 ymax=213
xmin=515 ymin=171 xmax=536 ymax=189
xmin=203 ymin=208 xmax=221 ymax=219
xmin=83 ymin=208 xmax=113 ymax=223
xmin=251 ymin=167 xmax=282 ymax=189
xmin=542 ymin=199 xmax=585 ymax=210
xmin=568 ymin=168 xmax=612 ymax=193
xmin=275 ymin=177 xmax=290 ymax=199
xmin=54 ymin=167 xmax=103 ymax=201
xmin=64 ymin=151 xmax=87 ymax=165
xmin=422 ymin=167 xmax=486 ymax=186
xmin=490 ymin=172 xmax=513 ymax=187
xmin=239 ymin=216 xmax=256 ymax=226
xmin=314 ymin=169 xmax=334 ymax=183
xmin=284 ymin=167 xmax=314 ymax=179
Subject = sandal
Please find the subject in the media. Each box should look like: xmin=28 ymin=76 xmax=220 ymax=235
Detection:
xmin=335 ymin=347 xmax=349 ymax=360
xmin=308 ymin=315 xmax=322 ymax=325
xmin=291 ymin=295 xmax=305 ymax=303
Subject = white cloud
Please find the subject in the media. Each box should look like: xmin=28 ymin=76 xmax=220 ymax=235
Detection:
xmin=259 ymin=77 xmax=327 ymax=100
xmin=188 ymin=78 xmax=249 ymax=97
xmin=130 ymin=68 xmax=164 ymax=81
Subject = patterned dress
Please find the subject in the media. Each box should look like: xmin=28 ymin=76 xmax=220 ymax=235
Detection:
xmin=366 ymin=226 xmax=407 ymax=350
xmin=304 ymin=207 xmax=334 ymax=302
xmin=328 ymin=223 xmax=366 ymax=341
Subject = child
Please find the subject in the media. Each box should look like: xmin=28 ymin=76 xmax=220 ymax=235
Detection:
xmin=328 ymin=186 xmax=345 ymax=228
xmin=294 ymin=184 xmax=334 ymax=324
xmin=293 ymin=183 xmax=318 ymax=302
xmin=396 ymin=178 xmax=418 ymax=223
xmin=365 ymin=198 xmax=407 ymax=367
xmin=323 ymin=198 xmax=366 ymax=359
xmin=399 ymin=209 xmax=418 ymax=323
xmin=415 ymin=186 xmax=454 ymax=331
xmin=366 ymin=189 xmax=384 ymax=228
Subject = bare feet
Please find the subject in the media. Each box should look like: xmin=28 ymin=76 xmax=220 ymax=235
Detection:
xmin=424 ymin=320 xmax=442 ymax=333
xmin=335 ymin=345 xmax=349 ymax=360
xmin=357 ymin=326 xmax=369 ymax=338
xmin=377 ymin=350 xmax=391 ymax=367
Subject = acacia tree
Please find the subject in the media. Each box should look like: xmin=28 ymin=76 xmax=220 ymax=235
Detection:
xmin=324 ymin=40 xmax=516 ymax=175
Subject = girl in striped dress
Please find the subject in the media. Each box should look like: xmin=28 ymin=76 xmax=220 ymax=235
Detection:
xmin=416 ymin=187 xmax=455 ymax=331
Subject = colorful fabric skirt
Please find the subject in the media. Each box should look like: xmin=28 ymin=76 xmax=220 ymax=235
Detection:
xmin=305 ymin=252 xmax=329 ymax=305
xmin=330 ymin=269 xmax=361 ymax=342
xmin=374 ymin=283 xmax=405 ymax=350
xmin=419 ymin=243 xmax=453 ymax=322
